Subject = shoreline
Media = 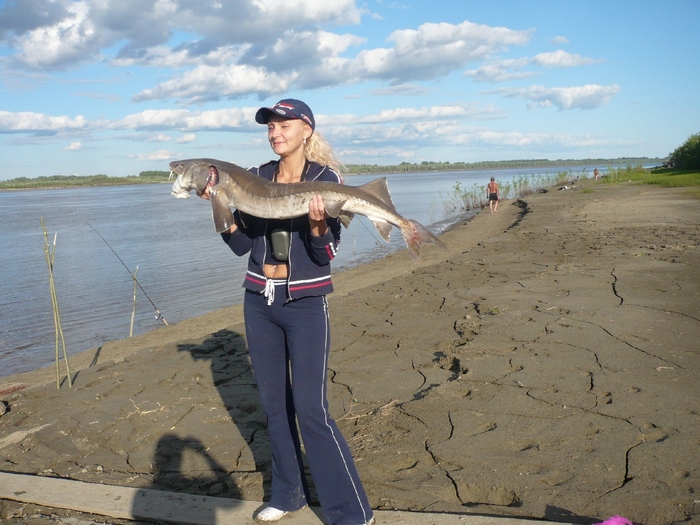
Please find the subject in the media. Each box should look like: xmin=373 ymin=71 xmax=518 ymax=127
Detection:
xmin=1 ymin=181 xmax=698 ymax=525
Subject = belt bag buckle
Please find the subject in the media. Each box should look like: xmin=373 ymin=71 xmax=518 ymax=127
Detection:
xmin=270 ymin=229 xmax=290 ymax=261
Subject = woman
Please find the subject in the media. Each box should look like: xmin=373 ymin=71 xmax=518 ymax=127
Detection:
xmin=203 ymin=99 xmax=374 ymax=525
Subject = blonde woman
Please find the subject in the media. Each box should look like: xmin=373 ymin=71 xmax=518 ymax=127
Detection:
xmin=210 ymin=99 xmax=374 ymax=525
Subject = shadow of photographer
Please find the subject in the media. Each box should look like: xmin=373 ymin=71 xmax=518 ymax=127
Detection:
xmin=132 ymin=328 xmax=274 ymax=521
xmin=131 ymin=433 xmax=244 ymax=522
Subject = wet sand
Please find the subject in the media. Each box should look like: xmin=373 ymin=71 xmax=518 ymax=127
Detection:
xmin=1 ymin=181 xmax=699 ymax=525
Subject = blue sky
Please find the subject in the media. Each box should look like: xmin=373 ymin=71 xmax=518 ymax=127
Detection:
xmin=0 ymin=0 xmax=698 ymax=180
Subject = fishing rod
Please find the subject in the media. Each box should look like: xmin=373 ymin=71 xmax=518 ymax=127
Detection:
xmin=84 ymin=221 xmax=169 ymax=326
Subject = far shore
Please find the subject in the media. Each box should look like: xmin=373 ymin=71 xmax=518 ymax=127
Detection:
xmin=0 ymin=157 xmax=662 ymax=191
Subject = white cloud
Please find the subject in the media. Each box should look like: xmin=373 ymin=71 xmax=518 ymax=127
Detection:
xmin=349 ymin=20 xmax=532 ymax=83
xmin=177 ymin=133 xmax=197 ymax=143
xmin=113 ymin=108 xmax=255 ymax=132
xmin=14 ymin=2 xmax=103 ymax=68
xmin=366 ymin=83 xmax=432 ymax=97
xmin=0 ymin=110 xmax=89 ymax=132
xmin=466 ymin=51 xmax=600 ymax=83
xmin=65 ymin=141 xmax=82 ymax=150
xmin=143 ymin=133 xmax=173 ymax=142
xmin=551 ymin=36 xmax=569 ymax=45
xmin=111 ymin=44 xmax=249 ymax=68
xmin=133 ymin=64 xmax=295 ymax=103
xmin=116 ymin=109 xmax=192 ymax=130
xmin=4 ymin=0 xmax=363 ymax=70
xmin=3 ymin=2 xmax=539 ymax=101
xmin=492 ymin=84 xmax=621 ymax=110
xmin=357 ymin=103 xmax=503 ymax=123
xmin=532 ymin=50 xmax=599 ymax=67
xmin=131 ymin=19 xmax=532 ymax=101
xmin=132 ymin=149 xmax=177 ymax=161
xmin=465 ymin=58 xmax=537 ymax=83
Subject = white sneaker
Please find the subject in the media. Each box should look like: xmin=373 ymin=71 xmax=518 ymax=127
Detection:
xmin=254 ymin=505 xmax=306 ymax=523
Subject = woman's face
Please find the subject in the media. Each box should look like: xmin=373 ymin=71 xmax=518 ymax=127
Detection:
xmin=267 ymin=116 xmax=311 ymax=157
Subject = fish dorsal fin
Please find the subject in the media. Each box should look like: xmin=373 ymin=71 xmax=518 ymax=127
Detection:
xmin=358 ymin=178 xmax=396 ymax=212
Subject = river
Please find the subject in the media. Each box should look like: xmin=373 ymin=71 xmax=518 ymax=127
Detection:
xmin=0 ymin=165 xmax=598 ymax=377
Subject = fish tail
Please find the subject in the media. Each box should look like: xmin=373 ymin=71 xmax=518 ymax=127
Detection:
xmin=400 ymin=220 xmax=447 ymax=263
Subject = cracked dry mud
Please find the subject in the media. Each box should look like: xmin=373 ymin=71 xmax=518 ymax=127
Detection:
xmin=1 ymin=182 xmax=699 ymax=525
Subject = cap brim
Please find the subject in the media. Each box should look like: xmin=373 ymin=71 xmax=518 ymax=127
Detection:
xmin=255 ymin=107 xmax=276 ymax=125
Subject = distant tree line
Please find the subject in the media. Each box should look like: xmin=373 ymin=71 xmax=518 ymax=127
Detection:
xmin=0 ymin=170 xmax=171 ymax=190
xmin=343 ymin=157 xmax=663 ymax=174
xmin=0 ymin=157 xmax=668 ymax=190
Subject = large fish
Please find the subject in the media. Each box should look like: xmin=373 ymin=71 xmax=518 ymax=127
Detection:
xmin=170 ymin=158 xmax=446 ymax=262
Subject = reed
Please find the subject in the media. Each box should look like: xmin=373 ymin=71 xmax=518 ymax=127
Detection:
xmin=130 ymin=266 xmax=138 ymax=337
xmin=439 ymin=170 xmax=581 ymax=214
xmin=40 ymin=218 xmax=73 ymax=389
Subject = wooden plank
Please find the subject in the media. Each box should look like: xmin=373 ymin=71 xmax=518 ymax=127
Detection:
xmin=0 ymin=471 xmax=260 ymax=524
xmin=0 ymin=471 xmax=562 ymax=525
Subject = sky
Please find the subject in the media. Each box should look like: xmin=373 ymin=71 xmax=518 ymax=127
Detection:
xmin=0 ymin=0 xmax=698 ymax=180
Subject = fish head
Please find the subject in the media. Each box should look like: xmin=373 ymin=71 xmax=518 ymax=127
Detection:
xmin=170 ymin=159 xmax=211 ymax=198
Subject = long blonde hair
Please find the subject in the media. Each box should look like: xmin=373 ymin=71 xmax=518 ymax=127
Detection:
xmin=305 ymin=131 xmax=344 ymax=174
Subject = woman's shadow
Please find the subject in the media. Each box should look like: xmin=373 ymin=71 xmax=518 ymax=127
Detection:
xmin=132 ymin=328 xmax=273 ymax=520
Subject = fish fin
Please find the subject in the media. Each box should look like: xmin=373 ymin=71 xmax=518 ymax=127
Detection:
xmin=371 ymin=219 xmax=393 ymax=242
xmin=338 ymin=210 xmax=355 ymax=229
xmin=400 ymin=219 xmax=447 ymax=263
xmin=324 ymin=199 xmax=347 ymax=219
xmin=211 ymin=192 xmax=235 ymax=233
xmin=358 ymin=178 xmax=397 ymax=212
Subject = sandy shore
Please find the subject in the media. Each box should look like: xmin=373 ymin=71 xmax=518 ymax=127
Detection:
xmin=1 ymin=181 xmax=699 ymax=525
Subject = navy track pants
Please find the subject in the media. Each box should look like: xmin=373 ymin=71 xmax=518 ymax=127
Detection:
xmin=244 ymin=287 xmax=373 ymax=525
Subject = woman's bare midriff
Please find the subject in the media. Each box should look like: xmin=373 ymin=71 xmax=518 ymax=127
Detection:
xmin=264 ymin=263 xmax=289 ymax=279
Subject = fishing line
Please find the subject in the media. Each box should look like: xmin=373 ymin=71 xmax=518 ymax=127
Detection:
xmin=84 ymin=221 xmax=169 ymax=326
xmin=354 ymin=216 xmax=390 ymax=255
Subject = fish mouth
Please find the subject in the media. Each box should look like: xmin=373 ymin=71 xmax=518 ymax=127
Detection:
xmin=171 ymin=178 xmax=191 ymax=198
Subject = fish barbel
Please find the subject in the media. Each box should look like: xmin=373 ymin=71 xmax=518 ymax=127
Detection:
xmin=170 ymin=158 xmax=446 ymax=262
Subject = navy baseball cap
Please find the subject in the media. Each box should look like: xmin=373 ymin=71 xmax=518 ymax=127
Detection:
xmin=255 ymin=99 xmax=315 ymax=131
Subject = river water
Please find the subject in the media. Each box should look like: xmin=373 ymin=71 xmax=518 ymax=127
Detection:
xmin=0 ymin=166 xmax=596 ymax=378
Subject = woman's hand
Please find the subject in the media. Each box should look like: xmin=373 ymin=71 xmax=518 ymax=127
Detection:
xmin=309 ymin=194 xmax=328 ymax=236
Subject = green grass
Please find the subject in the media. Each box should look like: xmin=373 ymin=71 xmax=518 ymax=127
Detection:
xmin=644 ymin=167 xmax=700 ymax=187
xmin=603 ymin=166 xmax=700 ymax=187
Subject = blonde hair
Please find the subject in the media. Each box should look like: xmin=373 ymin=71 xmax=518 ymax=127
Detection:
xmin=305 ymin=131 xmax=344 ymax=174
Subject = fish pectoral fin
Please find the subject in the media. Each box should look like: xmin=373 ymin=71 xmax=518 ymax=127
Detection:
xmin=370 ymin=219 xmax=393 ymax=242
xmin=338 ymin=211 xmax=355 ymax=229
xmin=211 ymin=192 xmax=235 ymax=233
xmin=323 ymin=199 xmax=347 ymax=219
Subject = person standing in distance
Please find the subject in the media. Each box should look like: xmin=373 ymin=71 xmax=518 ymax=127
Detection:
xmin=202 ymin=99 xmax=374 ymax=525
xmin=487 ymin=176 xmax=500 ymax=213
